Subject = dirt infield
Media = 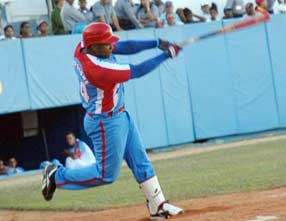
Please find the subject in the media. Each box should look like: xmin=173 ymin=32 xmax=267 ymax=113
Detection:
xmin=1 ymin=187 xmax=286 ymax=221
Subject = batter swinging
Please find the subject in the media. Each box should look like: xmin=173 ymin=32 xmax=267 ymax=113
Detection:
xmin=42 ymin=22 xmax=182 ymax=219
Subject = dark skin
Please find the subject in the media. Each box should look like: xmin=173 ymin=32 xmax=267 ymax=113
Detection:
xmin=87 ymin=43 xmax=113 ymax=58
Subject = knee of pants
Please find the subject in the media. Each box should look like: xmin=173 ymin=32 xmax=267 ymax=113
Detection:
xmin=102 ymin=165 xmax=121 ymax=184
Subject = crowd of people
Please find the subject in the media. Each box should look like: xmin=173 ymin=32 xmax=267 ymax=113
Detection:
xmin=0 ymin=157 xmax=24 ymax=176
xmin=0 ymin=0 xmax=285 ymax=40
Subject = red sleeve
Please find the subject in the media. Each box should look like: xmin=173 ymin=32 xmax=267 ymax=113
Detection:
xmin=79 ymin=53 xmax=131 ymax=86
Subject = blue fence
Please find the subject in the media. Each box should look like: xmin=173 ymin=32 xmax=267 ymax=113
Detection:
xmin=1 ymin=15 xmax=286 ymax=148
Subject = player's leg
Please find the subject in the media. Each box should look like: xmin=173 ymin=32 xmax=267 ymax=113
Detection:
xmin=123 ymin=112 xmax=183 ymax=219
xmin=42 ymin=113 xmax=129 ymax=199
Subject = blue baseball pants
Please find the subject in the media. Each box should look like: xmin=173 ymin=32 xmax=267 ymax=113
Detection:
xmin=55 ymin=110 xmax=155 ymax=190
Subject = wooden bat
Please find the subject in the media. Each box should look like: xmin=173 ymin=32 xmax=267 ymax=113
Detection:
xmin=178 ymin=13 xmax=270 ymax=48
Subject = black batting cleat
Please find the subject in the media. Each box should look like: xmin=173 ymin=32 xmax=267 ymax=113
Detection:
xmin=42 ymin=163 xmax=57 ymax=201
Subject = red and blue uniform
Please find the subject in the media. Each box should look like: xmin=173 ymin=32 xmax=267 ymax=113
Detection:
xmin=55 ymin=40 xmax=169 ymax=189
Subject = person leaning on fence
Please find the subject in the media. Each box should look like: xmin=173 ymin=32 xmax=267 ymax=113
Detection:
xmin=3 ymin=25 xmax=16 ymax=40
xmin=158 ymin=1 xmax=183 ymax=27
xmin=18 ymin=21 xmax=35 ymax=38
xmin=37 ymin=20 xmax=49 ymax=37
xmin=115 ymin=0 xmax=144 ymax=30
xmin=183 ymin=8 xmax=206 ymax=24
xmin=61 ymin=0 xmax=87 ymax=33
xmin=6 ymin=157 xmax=24 ymax=176
xmin=92 ymin=0 xmax=123 ymax=31
xmin=135 ymin=0 xmax=159 ymax=28
xmin=51 ymin=0 xmax=67 ymax=35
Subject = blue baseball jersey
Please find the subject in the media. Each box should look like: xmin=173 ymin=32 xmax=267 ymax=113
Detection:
xmin=74 ymin=42 xmax=131 ymax=115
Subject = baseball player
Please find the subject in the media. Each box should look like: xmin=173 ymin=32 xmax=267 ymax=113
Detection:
xmin=42 ymin=22 xmax=183 ymax=219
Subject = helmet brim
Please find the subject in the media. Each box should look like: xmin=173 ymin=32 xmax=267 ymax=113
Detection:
xmin=105 ymin=35 xmax=120 ymax=44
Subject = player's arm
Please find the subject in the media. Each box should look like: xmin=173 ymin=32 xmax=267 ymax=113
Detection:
xmin=113 ymin=39 xmax=171 ymax=55
xmin=86 ymin=45 xmax=180 ymax=85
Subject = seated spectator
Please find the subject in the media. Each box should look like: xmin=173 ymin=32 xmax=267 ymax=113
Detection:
xmin=0 ymin=160 xmax=7 ymax=175
xmin=18 ymin=21 xmax=34 ymax=38
xmin=209 ymin=3 xmax=219 ymax=21
xmin=61 ymin=0 xmax=87 ymax=33
xmin=276 ymin=0 xmax=286 ymax=14
xmin=153 ymin=0 xmax=165 ymax=16
xmin=92 ymin=0 xmax=123 ymax=31
xmin=6 ymin=157 xmax=24 ymax=175
xmin=200 ymin=1 xmax=211 ymax=21
xmin=159 ymin=1 xmax=183 ymax=27
xmin=135 ymin=0 xmax=159 ymax=28
xmin=64 ymin=132 xmax=96 ymax=169
xmin=37 ymin=20 xmax=49 ymax=37
xmin=223 ymin=8 xmax=234 ymax=19
xmin=183 ymin=8 xmax=206 ymax=23
xmin=225 ymin=0 xmax=244 ymax=17
xmin=255 ymin=0 xmax=269 ymax=15
xmin=79 ymin=0 xmax=93 ymax=22
xmin=51 ymin=0 xmax=67 ymax=35
xmin=0 ymin=6 xmax=7 ymax=38
xmin=244 ymin=2 xmax=255 ymax=17
xmin=176 ymin=8 xmax=186 ymax=23
xmin=4 ymin=25 xmax=16 ymax=40
xmin=115 ymin=0 xmax=143 ymax=29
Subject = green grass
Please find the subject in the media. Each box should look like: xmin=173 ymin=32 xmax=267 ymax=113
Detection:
xmin=0 ymin=139 xmax=286 ymax=211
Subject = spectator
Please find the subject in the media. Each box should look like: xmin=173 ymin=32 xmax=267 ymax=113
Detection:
xmin=0 ymin=6 xmax=7 ymax=38
xmin=176 ymin=8 xmax=186 ymax=23
xmin=79 ymin=0 xmax=93 ymax=22
xmin=153 ymin=0 xmax=165 ymax=16
xmin=159 ymin=1 xmax=183 ymax=27
xmin=0 ymin=160 xmax=7 ymax=175
xmin=244 ymin=2 xmax=255 ymax=17
xmin=4 ymin=25 xmax=16 ymax=40
xmin=51 ymin=0 xmax=67 ymax=35
xmin=223 ymin=8 xmax=234 ymax=19
xmin=18 ymin=21 xmax=34 ymax=38
xmin=135 ymin=0 xmax=159 ymax=28
xmin=61 ymin=0 xmax=86 ymax=33
xmin=267 ymin=0 xmax=276 ymax=13
xmin=225 ymin=0 xmax=245 ymax=17
xmin=64 ymin=132 xmax=96 ymax=169
xmin=276 ymin=0 xmax=286 ymax=14
xmin=200 ymin=1 xmax=211 ymax=21
xmin=183 ymin=8 xmax=206 ymax=23
xmin=92 ymin=0 xmax=123 ymax=31
xmin=37 ymin=20 xmax=49 ymax=37
xmin=6 ymin=157 xmax=24 ymax=175
xmin=115 ymin=0 xmax=143 ymax=29
xmin=209 ymin=4 xmax=219 ymax=21
xmin=255 ymin=0 xmax=269 ymax=14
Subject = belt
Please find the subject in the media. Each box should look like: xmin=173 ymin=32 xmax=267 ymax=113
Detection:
xmin=87 ymin=106 xmax=125 ymax=118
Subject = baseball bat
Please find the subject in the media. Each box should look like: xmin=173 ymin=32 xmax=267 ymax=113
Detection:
xmin=178 ymin=13 xmax=270 ymax=48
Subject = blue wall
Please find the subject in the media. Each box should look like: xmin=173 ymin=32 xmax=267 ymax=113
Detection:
xmin=1 ymin=15 xmax=286 ymax=149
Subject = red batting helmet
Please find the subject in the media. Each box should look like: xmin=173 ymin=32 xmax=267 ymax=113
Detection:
xmin=83 ymin=22 xmax=120 ymax=49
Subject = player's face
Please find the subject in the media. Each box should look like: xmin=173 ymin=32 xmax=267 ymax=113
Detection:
xmin=66 ymin=134 xmax=76 ymax=146
xmin=92 ymin=44 xmax=113 ymax=58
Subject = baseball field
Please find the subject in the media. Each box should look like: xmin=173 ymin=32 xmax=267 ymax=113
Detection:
xmin=0 ymin=135 xmax=286 ymax=221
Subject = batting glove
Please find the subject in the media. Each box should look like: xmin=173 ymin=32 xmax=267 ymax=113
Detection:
xmin=166 ymin=44 xmax=181 ymax=59
xmin=158 ymin=39 xmax=171 ymax=51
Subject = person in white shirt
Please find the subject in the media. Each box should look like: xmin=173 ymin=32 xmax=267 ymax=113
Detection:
xmin=275 ymin=0 xmax=286 ymax=14
xmin=64 ymin=132 xmax=96 ymax=169
xmin=159 ymin=1 xmax=183 ymax=27
xmin=201 ymin=1 xmax=211 ymax=21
